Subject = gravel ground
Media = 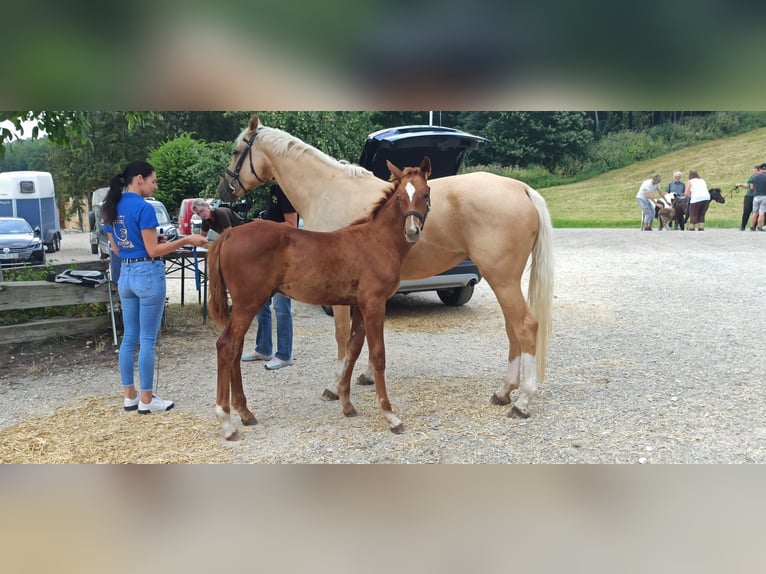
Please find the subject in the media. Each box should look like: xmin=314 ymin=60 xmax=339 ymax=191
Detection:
xmin=1 ymin=228 xmax=765 ymax=463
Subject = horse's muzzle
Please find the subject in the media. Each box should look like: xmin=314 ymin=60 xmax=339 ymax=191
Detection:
xmin=217 ymin=177 xmax=236 ymax=203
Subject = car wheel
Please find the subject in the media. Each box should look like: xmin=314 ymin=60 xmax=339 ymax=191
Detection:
xmin=53 ymin=236 xmax=61 ymax=252
xmin=45 ymin=241 xmax=55 ymax=253
xmin=437 ymin=284 xmax=474 ymax=306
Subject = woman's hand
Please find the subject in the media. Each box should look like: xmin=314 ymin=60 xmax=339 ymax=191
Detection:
xmin=186 ymin=234 xmax=208 ymax=248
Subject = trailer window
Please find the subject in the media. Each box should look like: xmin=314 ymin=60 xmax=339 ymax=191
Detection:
xmin=19 ymin=181 xmax=35 ymax=193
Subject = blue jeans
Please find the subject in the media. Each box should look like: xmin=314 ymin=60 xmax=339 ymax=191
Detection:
xmin=118 ymin=260 xmax=166 ymax=392
xmin=255 ymin=293 xmax=292 ymax=361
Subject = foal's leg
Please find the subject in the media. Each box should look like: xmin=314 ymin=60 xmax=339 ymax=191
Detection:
xmin=322 ymin=305 xmax=352 ymax=401
xmin=337 ymin=307 xmax=366 ymax=417
xmin=227 ymin=308 xmax=259 ymax=426
xmin=362 ymin=303 xmax=404 ymax=433
xmin=215 ymin=308 xmax=258 ymax=440
xmin=488 ymin=282 xmax=539 ymax=418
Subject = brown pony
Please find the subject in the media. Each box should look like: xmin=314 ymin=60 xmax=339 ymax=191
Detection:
xmin=208 ymin=157 xmax=432 ymax=439
xmin=217 ymin=115 xmax=554 ymax=420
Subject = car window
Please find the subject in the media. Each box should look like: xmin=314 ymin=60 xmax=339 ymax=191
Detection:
xmin=0 ymin=219 xmax=32 ymax=234
xmin=151 ymin=202 xmax=171 ymax=225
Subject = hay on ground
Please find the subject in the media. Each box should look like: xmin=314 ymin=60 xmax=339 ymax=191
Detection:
xmin=0 ymin=395 xmax=231 ymax=464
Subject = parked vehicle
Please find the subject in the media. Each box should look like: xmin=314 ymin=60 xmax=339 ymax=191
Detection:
xmin=0 ymin=216 xmax=46 ymax=267
xmin=360 ymin=124 xmax=487 ymax=305
xmin=0 ymin=170 xmax=62 ymax=253
xmin=89 ymin=189 xmax=178 ymax=259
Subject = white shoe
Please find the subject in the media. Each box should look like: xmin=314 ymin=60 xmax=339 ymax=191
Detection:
xmin=241 ymin=351 xmax=272 ymax=362
xmin=138 ymin=395 xmax=175 ymax=414
xmin=264 ymin=358 xmax=292 ymax=370
xmin=123 ymin=395 xmax=139 ymax=412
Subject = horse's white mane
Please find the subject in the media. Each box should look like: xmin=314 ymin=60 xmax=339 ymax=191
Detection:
xmin=238 ymin=125 xmax=373 ymax=179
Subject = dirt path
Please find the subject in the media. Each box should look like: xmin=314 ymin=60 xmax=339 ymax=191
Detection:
xmin=2 ymin=228 xmax=765 ymax=463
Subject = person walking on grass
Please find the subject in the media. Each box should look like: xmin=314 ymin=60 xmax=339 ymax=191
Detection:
xmin=736 ymin=165 xmax=760 ymax=231
xmin=684 ymin=170 xmax=711 ymax=231
xmin=102 ymin=161 xmax=207 ymax=414
xmin=748 ymin=162 xmax=766 ymax=231
xmin=636 ymin=174 xmax=662 ymax=231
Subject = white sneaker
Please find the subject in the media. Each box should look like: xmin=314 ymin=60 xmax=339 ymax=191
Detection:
xmin=241 ymin=351 xmax=272 ymax=362
xmin=264 ymin=357 xmax=292 ymax=370
xmin=123 ymin=395 xmax=139 ymax=412
xmin=138 ymin=395 xmax=175 ymax=414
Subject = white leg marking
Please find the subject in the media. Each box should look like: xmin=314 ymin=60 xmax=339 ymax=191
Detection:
xmin=495 ymin=356 xmax=521 ymax=401
xmin=216 ymin=404 xmax=236 ymax=439
xmin=513 ymin=353 xmax=539 ymax=415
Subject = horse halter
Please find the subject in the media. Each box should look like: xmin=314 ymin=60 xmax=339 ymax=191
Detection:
xmin=225 ymin=129 xmax=271 ymax=193
xmin=402 ymin=183 xmax=430 ymax=226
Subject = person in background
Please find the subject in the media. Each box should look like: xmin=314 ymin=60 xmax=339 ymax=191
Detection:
xmin=191 ymin=198 xmax=245 ymax=239
xmin=684 ymin=170 xmax=711 ymax=231
xmin=636 ymin=174 xmax=662 ymax=231
xmin=737 ymin=165 xmax=761 ymax=231
xmin=664 ymin=170 xmax=686 ymax=229
xmin=748 ymin=162 xmax=766 ymax=231
xmin=241 ymin=184 xmax=298 ymax=370
xmin=102 ymin=161 xmax=207 ymax=414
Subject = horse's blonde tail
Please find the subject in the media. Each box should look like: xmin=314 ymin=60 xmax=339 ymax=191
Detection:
xmin=207 ymin=235 xmax=230 ymax=329
xmin=526 ymin=187 xmax=554 ymax=380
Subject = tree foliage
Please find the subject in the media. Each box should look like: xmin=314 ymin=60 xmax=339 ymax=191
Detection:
xmin=4 ymin=110 xmax=766 ymax=225
xmin=147 ymin=135 xmax=231 ymax=209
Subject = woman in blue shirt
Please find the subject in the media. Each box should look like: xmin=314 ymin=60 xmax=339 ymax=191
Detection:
xmin=102 ymin=161 xmax=206 ymax=414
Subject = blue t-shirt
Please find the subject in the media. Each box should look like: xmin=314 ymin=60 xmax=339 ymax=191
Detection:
xmin=102 ymin=192 xmax=159 ymax=259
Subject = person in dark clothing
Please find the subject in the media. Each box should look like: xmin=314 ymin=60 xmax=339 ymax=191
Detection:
xmin=191 ymin=198 xmax=245 ymax=238
xmin=736 ymin=165 xmax=760 ymax=231
xmin=241 ymin=184 xmax=298 ymax=370
xmin=748 ymin=163 xmax=766 ymax=231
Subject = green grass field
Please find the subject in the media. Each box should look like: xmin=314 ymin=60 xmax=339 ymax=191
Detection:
xmin=539 ymin=126 xmax=766 ymax=228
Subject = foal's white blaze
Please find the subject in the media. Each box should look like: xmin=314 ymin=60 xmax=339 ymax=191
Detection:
xmin=405 ymin=181 xmax=416 ymax=201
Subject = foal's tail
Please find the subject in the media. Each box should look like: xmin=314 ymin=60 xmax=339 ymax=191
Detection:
xmin=526 ymin=187 xmax=554 ymax=380
xmin=207 ymin=234 xmax=231 ymax=329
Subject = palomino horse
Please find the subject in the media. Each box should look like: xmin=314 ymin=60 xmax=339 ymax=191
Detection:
xmin=217 ymin=114 xmax=554 ymax=419
xmin=208 ymin=157 xmax=433 ymax=439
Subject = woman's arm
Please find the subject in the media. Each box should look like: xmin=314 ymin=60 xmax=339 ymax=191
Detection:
xmin=142 ymin=228 xmax=207 ymax=257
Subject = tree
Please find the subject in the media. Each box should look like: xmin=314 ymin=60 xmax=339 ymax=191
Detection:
xmin=456 ymin=111 xmax=593 ymax=171
xmin=147 ymin=134 xmax=231 ymax=210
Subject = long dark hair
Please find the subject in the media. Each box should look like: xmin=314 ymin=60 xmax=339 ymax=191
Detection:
xmin=101 ymin=161 xmax=155 ymax=225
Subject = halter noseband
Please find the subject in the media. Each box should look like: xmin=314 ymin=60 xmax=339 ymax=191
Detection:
xmin=402 ymin=188 xmax=430 ymax=226
xmin=225 ymin=129 xmax=270 ymax=193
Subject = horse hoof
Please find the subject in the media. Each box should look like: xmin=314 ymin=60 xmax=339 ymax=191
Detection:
xmin=343 ymin=407 xmax=358 ymax=417
xmin=224 ymin=429 xmax=241 ymax=442
xmin=390 ymin=423 xmax=405 ymax=434
xmin=490 ymin=393 xmax=510 ymax=406
xmin=356 ymin=374 xmax=374 ymax=386
xmin=322 ymin=389 xmax=339 ymax=401
xmin=241 ymin=415 xmax=258 ymax=426
xmin=508 ymin=406 xmax=530 ymax=419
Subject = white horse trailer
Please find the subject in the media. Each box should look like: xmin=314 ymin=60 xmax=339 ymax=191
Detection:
xmin=0 ymin=171 xmax=62 ymax=252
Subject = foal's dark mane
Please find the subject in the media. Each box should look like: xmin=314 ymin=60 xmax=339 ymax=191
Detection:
xmin=347 ymin=182 xmax=399 ymax=227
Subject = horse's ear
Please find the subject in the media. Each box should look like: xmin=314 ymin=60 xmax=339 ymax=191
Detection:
xmin=249 ymin=114 xmax=260 ymax=131
xmin=386 ymin=160 xmax=403 ymax=182
xmin=420 ymin=156 xmax=432 ymax=179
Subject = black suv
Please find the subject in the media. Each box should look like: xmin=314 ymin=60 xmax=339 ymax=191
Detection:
xmin=359 ymin=124 xmax=487 ymax=306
